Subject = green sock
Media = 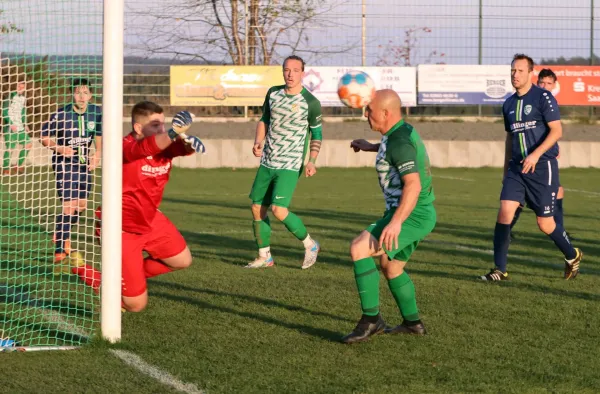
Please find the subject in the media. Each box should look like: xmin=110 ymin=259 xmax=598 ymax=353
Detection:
xmin=252 ymin=216 xmax=271 ymax=248
xmin=353 ymin=257 xmax=380 ymax=316
xmin=388 ymin=272 xmax=420 ymax=322
xmin=282 ymin=212 xmax=308 ymax=241
xmin=18 ymin=148 xmax=29 ymax=166
xmin=3 ymin=150 xmax=10 ymax=169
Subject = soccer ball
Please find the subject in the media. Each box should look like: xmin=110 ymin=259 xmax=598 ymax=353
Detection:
xmin=337 ymin=71 xmax=376 ymax=109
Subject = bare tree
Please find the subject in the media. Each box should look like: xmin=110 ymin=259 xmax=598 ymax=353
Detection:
xmin=0 ymin=9 xmax=22 ymax=35
xmin=376 ymin=27 xmax=445 ymax=67
xmin=126 ymin=0 xmax=357 ymax=65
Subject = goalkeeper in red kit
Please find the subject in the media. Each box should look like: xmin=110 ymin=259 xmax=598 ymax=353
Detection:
xmin=72 ymin=101 xmax=206 ymax=312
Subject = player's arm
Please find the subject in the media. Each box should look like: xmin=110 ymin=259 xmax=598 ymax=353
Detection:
xmin=1 ymin=99 xmax=10 ymax=131
xmin=88 ymin=112 xmax=103 ymax=170
xmin=307 ymin=100 xmax=323 ymax=164
xmin=22 ymin=103 xmax=30 ymax=133
xmin=522 ymin=94 xmax=562 ymax=173
xmin=40 ymin=112 xmax=75 ymax=157
xmin=503 ymin=133 xmax=512 ymax=178
xmin=253 ymin=121 xmax=267 ymax=154
xmin=304 ymin=98 xmax=323 ymax=176
xmin=532 ymin=121 xmax=562 ymax=157
xmin=88 ymin=136 xmax=102 ymax=170
xmin=350 ymin=139 xmax=380 ymax=152
xmin=4 ymin=97 xmax=19 ymax=132
xmin=502 ymin=103 xmax=512 ymax=178
xmin=379 ymin=142 xmax=421 ymax=251
xmin=253 ymin=89 xmax=271 ymax=157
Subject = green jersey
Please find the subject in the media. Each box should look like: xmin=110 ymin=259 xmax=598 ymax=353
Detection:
xmin=375 ymin=120 xmax=435 ymax=211
xmin=260 ymin=85 xmax=323 ymax=171
xmin=2 ymin=92 xmax=27 ymax=133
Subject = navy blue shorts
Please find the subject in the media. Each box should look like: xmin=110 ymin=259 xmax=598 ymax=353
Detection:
xmin=501 ymin=159 xmax=560 ymax=217
xmin=53 ymin=163 xmax=93 ymax=201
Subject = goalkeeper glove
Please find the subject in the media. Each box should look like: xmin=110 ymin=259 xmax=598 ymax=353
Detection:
xmin=184 ymin=135 xmax=206 ymax=154
xmin=167 ymin=111 xmax=193 ymax=140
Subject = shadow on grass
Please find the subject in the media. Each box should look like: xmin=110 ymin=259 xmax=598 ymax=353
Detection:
xmin=151 ymin=280 xmax=354 ymax=324
xmin=152 ymin=290 xmax=346 ymax=342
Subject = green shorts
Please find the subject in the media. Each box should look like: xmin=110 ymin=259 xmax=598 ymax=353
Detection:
xmin=366 ymin=203 xmax=437 ymax=262
xmin=249 ymin=165 xmax=300 ymax=208
xmin=4 ymin=131 xmax=31 ymax=147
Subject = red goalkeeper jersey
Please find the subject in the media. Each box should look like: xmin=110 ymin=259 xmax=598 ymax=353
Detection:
xmin=122 ymin=134 xmax=191 ymax=234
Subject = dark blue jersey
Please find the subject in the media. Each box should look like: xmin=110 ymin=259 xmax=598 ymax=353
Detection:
xmin=41 ymin=103 xmax=102 ymax=166
xmin=502 ymin=84 xmax=560 ymax=164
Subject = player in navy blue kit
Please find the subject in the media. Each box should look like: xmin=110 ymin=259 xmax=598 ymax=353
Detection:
xmin=510 ymin=68 xmax=570 ymax=240
xmin=40 ymin=78 xmax=102 ymax=268
xmin=481 ymin=54 xmax=582 ymax=281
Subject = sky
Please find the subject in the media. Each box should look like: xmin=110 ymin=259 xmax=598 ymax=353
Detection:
xmin=1 ymin=0 xmax=600 ymax=67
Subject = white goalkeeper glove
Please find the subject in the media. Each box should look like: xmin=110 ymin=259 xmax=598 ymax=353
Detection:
xmin=167 ymin=110 xmax=193 ymax=140
xmin=184 ymin=135 xmax=206 ymax=154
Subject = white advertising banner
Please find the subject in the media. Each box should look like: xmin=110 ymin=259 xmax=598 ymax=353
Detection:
xmin=418 ymin=64 xmax=514 ymax=105
xmin=302 ymin=66 xmax=417 ymax=107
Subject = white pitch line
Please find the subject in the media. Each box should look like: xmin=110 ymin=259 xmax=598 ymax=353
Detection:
xmin=564 ymin=188 xmax=600 ymax=196
xmin=435 ymin=175 xmax=476 ymax=182
xmin=110 ymin=350 xmax=205 ymax=394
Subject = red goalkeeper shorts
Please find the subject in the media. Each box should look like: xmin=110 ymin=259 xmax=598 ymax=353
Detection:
xmin=94 ymin=207 xmax=187 ymax=297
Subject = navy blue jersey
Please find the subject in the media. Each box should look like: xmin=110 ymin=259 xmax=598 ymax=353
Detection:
xmin=502 ymin=84 xmax=560 ymax=164
xmin=41 ymin=103 xmax=102 ymax=166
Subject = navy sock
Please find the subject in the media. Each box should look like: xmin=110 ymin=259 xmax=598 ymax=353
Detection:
xmin=55 ymin=214 xmax=76 ymax=254
xmin=554 ymin=198 xmax=564 ymax=228
xmin=548 ymin=223 xmax=576 ymax=260
xmin=510 ymin=206 xmax=523 ymax=230
xmin=493 ymin=222 xmax=511 ymax=273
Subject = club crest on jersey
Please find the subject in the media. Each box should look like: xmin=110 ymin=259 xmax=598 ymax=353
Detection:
xmin=87 ymin=121 xmax=96 ymax=130
xmin=291 ymin=103 xmax=299 ymax=112
xmin=524 ymin=105 xmax=532 ymax=115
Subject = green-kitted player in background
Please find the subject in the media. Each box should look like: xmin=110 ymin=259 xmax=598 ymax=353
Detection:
xmin=343 ymin=89 xmax=436 ymax=344
xmin=247 ymin=55 xmax=323 ymax=269
xmin=2 ymin=76 xmax=31 ymax=175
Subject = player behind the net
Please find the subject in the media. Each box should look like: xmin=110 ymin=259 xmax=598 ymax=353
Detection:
xmin=40 ymin=78 xmax=102 ymax=270
xmin=2 ymin=75 xmax=32 ymax=175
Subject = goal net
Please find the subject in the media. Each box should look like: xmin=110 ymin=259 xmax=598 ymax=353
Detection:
xmin=0 ymin=0 xmax=109 ymax=350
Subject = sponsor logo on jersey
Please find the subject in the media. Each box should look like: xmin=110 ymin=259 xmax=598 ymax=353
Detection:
xmin=141 ymin=162 xmax=171 ymax=177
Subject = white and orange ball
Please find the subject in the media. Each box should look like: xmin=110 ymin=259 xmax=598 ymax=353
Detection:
xmin=337 ymin=71 xmax=376 ymax=109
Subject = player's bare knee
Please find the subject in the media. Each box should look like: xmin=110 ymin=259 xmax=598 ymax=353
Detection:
xmin=122 ymin=294 xmax=147 ymax=313
xmin=380 ymin=256 xmax=406 ymax=279
xmin=350 ymin=232 xmax=372 ymax=261
xmin=63 ymin=204 xmax=77 ymax=216
xmin=271 ymin=205 xmax=288 ymax=221
xmin=251 ymin=204 xmax=264 ymax=220
xmin=176 ymin=247 xmax=193 ymax=269
xmin=162 ymin=247 xmax=193 ymax=270
xmin=498 ymin=201 xmax=520 ymax=224
xmin=536 ymin=217 xmax=555 ymax=234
